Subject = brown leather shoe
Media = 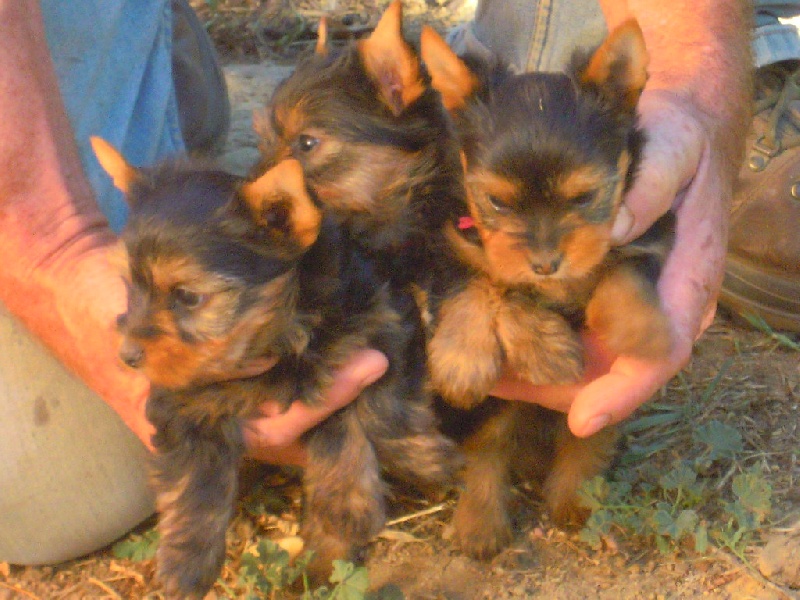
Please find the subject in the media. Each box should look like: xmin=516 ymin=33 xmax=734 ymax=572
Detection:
xmin=171 ymin=0 xmax=230 ymax=156
xmin=720 ymin=62 xmax=800 ymax=332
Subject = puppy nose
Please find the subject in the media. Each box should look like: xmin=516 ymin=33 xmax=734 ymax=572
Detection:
xmin=119 ymin=342 xmax=144 ymax=369
xmin=530 ymin=254 xmax=562 ymax=276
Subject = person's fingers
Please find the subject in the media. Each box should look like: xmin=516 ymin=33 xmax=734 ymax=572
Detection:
xmin=569 ymin=136 xmax=727 ymax=437
xmin=243 ymin=349 xmax=389 ymax=463
xmin=567 ymin=350 xmax=688 ymax=437
xmin=611 ymin=90 xmax=705 ymax=244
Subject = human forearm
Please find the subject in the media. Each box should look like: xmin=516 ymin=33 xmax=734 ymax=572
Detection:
xmin=599 ymin=0 xmax=752 ymax=176
xmin=0 ymin=1 xmax=152 ymax=442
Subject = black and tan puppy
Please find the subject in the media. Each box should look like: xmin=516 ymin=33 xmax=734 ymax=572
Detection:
xmin=91 ymin=139 xmax=458 ymax=598
xmin=419 ymin=21 xmax=674 ymax=557
xmin=460 ymin=22 xmax=672 ymax=360
xmin=254 ymin=0 xmax=469 ymax=292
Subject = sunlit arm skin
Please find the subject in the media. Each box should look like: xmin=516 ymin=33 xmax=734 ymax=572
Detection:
xmin=0 ymin=0 xmax=387 ymax=463
xmin=493 ymin=0 xmax=752 ymax=437
xmin=0 ymin=0 xmax=154 ymax=442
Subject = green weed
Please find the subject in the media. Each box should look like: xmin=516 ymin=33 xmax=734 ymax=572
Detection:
xmin=578 ymin=415 xmax=772 ymax=560
xmin=743 ymin=313 xmax=800 ymax=351
xmin=112 ymin=530 xmax=403 ymax=599
xmin=111 ymin=528 xmax=160 ymax=562
xmin=219 ymin=539 xmax=403 ymax=600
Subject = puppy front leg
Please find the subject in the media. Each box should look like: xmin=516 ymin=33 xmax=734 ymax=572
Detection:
xmin=428 ymin=279 xmax=503 ymax=408
xmin=543 ymin=418 xmax=619 ymax=529
xmin=452 ymin=402 xmax=518 ymax=559
xmin=148 ymin=399 xmax=244 ymax=600
xmin=302 ymin=407 xmax=385 ymax=584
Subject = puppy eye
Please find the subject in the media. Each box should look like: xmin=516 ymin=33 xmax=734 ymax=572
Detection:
xmin=294 ymin=134 xmax=320 ymax=153
xmin=572 ymin=192 xmax=595 ymax=208
xmin=488 ymin=195 xmax=511 ymax=214
xmin=171 ymin=287 xmax=205 ymax=309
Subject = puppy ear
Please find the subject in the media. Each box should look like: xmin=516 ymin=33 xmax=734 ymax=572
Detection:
xmin=358 ymin=0 xmax=425 ymax=116
xmin=420 ymin=26 xmax=477 ymax=112
xmin=239 ymin=159 xmax=322 ymax=249
xmin=315 ymin=16 xmax=329 ymax=56
xmin=90 ymin=136 xmax=140 ymax=195
xmin=580 ymin=19 xmax=648 ymax=110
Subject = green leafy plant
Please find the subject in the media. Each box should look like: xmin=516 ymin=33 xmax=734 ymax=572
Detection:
xmin=714 ymin=467 xmax=773 ymax=561
xmin=112 ymin=527 xmax=160 ymax=561
xmin=218 ymin=538 xmax=402 ymax=600
xmin=578 ymin=419 xmax=772 ymax=559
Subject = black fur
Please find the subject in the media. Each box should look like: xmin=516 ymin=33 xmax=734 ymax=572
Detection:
xmin=119 ymin=161 xmax=458 ymax=599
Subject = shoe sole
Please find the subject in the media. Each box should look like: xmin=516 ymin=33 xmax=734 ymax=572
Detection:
xmin=719 ymin=254 xmax=800 ymax=333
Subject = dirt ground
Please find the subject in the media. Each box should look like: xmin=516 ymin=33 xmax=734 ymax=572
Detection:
xmin=2 ymin=2 xmax=800 ymax=599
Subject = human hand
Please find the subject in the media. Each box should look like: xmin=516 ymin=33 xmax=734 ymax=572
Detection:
xmin=242 ymin=349 xmax=389 ymax=465
xmin=492 ymin=89 xmax=728 ymax=437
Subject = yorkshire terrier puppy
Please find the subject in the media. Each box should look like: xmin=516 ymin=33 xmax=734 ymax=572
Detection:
xmin=91 ymin=138 xmax=458 ymax=598
xmin=419 ymin=21 xmax=674 ymax=557
xmin=253 ymin=1 xmax=470 ymax=291
xmin=423 ymin=20 xmax=674 ymax=372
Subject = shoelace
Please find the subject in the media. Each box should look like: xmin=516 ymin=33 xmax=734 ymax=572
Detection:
xmin=750 ymin=66 xmax=800 ymax=171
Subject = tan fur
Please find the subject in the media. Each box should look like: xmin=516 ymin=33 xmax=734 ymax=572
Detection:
xmin=429 ymin=276 xmax=584 ymax=409
xmin=241 ymin=159 xmax=322 ymax=248
xmin=561 ymin=222 xmax=613 ymax=279
xmin=582 ymin=18 xmax=649 ymax=109
xmin=357 ymin=0 xmax=425 ymax=115
xmin=467 ymin=168 xmax=521 ymax=209
xmin=130 ymin=254 xmax=293 ymax=388
xmin=90 ymin=136 xmax=140 ymax=193
xmin=453 ymin=402 xmax=619 ymax=556
xmin=302 ymin=409 xmax=385 ymax=581
xmin=585 ymin=264 xmax=673 ymax=359
xmin=427 ymin=278 xmax=504 ymax=408
xmin=452 ymin=404 xmax=518 ymax=559
xmin=139 ymin=329 xmax=230 ymax=390
xmin=419 ymin=25 xmax=478 ymax=111
xmin=481 ymin=227 xmax=537 ymax=283
xmin=494 ymin=293 xmax=583 ymax=385
xmin=543 ymin=422 xmax=619 ymax=528
xmin=557 ymin=165 xmax=609 ymax=200
xmin=443 ymin=222 xmax=490 ymax=273
xmin=311 ymin=144 xmax=420 ymax=216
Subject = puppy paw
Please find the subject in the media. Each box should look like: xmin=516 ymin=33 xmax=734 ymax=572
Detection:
xmin=586 ymin=267 xmax=672 ymax=359
xmin=496 ymin=296 xmax=584 ymax=384
xmin=156 ymin=539 xmax=226 ymax=600
xmin=452 ymin=493 xmax=514 ymax=560
xmin=544 ymin=424 xmax=619 ymax=530
xmin=301 ymin=535 xmax=367 ymax=587
xmin=428 ymin=282 xmax=504 ymax=407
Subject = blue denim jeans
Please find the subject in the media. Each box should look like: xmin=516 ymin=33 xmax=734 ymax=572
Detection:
xmin=42 ymin=0 xmax=184 ymax=232
xmin=449 ymin=0 xmax=800 ymax=72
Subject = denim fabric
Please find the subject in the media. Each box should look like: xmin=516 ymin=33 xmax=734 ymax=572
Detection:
xmin=449 ymin=0 xmax=800 ymax=73
xmin=753 ymin=1 xmax=800 ymax=67
xmin=41 ymin=0 xmax=184 ymax=231
xmin=450 ymin=0 xmax=605 ymax=73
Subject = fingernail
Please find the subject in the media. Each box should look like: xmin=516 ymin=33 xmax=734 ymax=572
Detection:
xmin=360 ymin=368 xmax=384 ymax=388
xmin=356 ymin=351 xmax=389 ymax=387
xmin=583 ymin=413 xmax=612 ymax=437
xmin=611 ymin=204 xmax=634 ymax=243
